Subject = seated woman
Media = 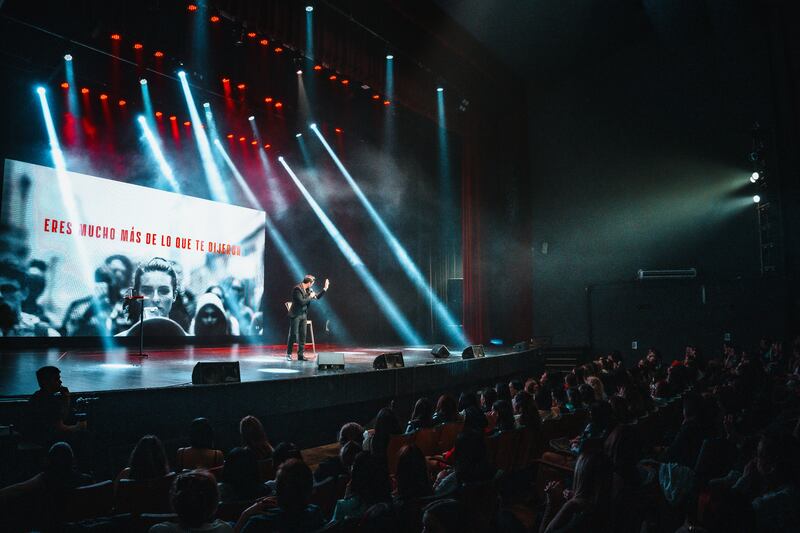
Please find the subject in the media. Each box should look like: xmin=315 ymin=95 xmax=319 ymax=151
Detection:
xmin=330 ymin=452 xmax=392 ymax=522
xmin=363 ymin=408 xmax=402 ymax=464
xmin=540 ymin=451 xmax=612 ymax=533
xmin=240 ymin=415 xmax=274 ymax=460
xmin=431 ymin=394 xmax=461 ymax=425
xmin=217 ymin=447 xmax=268 ymax=502
xmin=433 ymin=430 xmax=496 ymax=496
xmin=150 ymin=470 xmax=232 ymax=532
xmin=116 ymin=257 xmax=186 ymax=337
xmin=405 ymin=397 xmax=434 ymax=434
xmin=490 ymin=400 xmax=516 ymax=435
xmin=116 ymin=435 xmax=171 ymax=483
xmin=176 ymin=418 xmax=224 ymax=470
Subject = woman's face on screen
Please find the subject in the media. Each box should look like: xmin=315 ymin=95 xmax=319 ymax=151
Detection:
xmin=140 ymin=270 xmax=174 ymax=317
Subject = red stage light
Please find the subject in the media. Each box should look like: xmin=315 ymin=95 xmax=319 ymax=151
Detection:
xmin=264 ymin=144 xmax=271 ymax=149
xmin=155 ymin=111 xmax=162 ymax=117
xmin=334 ymin=128 xmax=342 ymax=134
xmin=313 ymin=65 xmax=322 ymax=71
xmin=210 ymin=15 xmax=220 ymax=23
xmin=100 ymin=94 xmax=108 ymax=101
xmin=239 ymin=136 xmax=246 ymax=142
xmin=329 ymin=75 xmax=337 ymax=80
xmin=251 ymin=140 xmax=257 ymax=146
xmin=372 ymin=94 xmax=380 ymax=100
xmin=187 ymin=4 xmax=198 ymax=11
xmin=81 ymin=87 xmax=89 ymax=94
xmin=227 ymin=133 xmax=234 ymax=139
xmin=221 ymin=77 xmax=230 ymax=84
xmin=247 ymin=32 xmax=256 ymax=38
xmin=118 ymin=99 xmax=127 ymax=106
xmin=274 ymin=47 xmax=283 ymax=53
xmin=110 ymin=33 xmax=121 ymax=41
xmin=154 ymin=50 xmax=164 ymax=58
xmin=183 ymin=121 xmax=191 ymax=126
xmin=169 ymin=115 xmax=177 ymax=121
xmin=133 ymin=43 xmax=143 ymax=50
xmin=259 ymin=39 xmax=269 ymax=46
xmin=383 ymin=100 xmax=390 ymax=106
xmin=60 ymin=82 xmax=69 ymax=89
xmin=264 ymin=97 xmax=273 ymax=103
xmin=274 ymin=102 xmax=283 ymax=109
xmin=341 ymin=79 xmax=349 ymax=85
xmin=237 ymin=83 xmax=246 ymax=90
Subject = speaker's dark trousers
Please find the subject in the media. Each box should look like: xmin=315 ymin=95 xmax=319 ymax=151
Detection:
xmin=287 ymin=314 xmax=308 ymax=356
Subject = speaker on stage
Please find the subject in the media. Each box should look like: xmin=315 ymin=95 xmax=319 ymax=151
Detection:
xmin=462 ymin=344 xmax=485 ymax=359
xmin=373 ymin=352 xmax=405 ymax=369
xmin=191 ymin=362 xmax=240 ymax=385
xmin=431 ymin=344 xmax=450 ymax=358
xmin=318 ymin=352 xmax=345 ymax=370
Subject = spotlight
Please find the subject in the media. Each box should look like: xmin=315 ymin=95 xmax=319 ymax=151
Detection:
xmin=296 ymin=69 xmax=303 ymax=75
xmin=274 ymin=47 xmax=284 ymax=53
xmin=80 ymin=87 xmax=89 ymax=94
xmin=753 ymin=195 xmax=761 ymax=203
xmin=226 ymin=133 xmax=233 ymax=139
xmin=140 ymin=78 xmax=147 ymax=85
xmin=278 ymin=156 xmax=284 ymax=162
xmin=313 ymin=65 xmax=322 ymax=71
xmin=383 ymin=100 xmax=391 ymax=106
xmin=183 ymin=121 xmax=191 ymax=126
xmin=60 ymin=82 xmax=69 ymax=89
xmin=118 ymin=99 xmax=127 ymax=106
xmin=100 ymin=94 xmax=108 ymax=101
xmin=309 ymin=123 xmax=317 ymax=129
xmin=187 ymin=4 xmax=198 ymax=11
xmin=203 ymin=102 xmax=210 ymax=108
xmin=341 ymin=79 xmax=349 ymax=85
xmin=251 ymin=140 xmax=257 ymax=145
xmin=222 ymin=77 xmax=230 ymax=84
xmin=264 ymin=97 xmax=273 ymax=103
xmin=248 ymin=115 xmax=255 ymax=121
xmin=372 ymin=94 xmax=380 ymax=100
xmin=437 ymin=87 xmax=444 ymax=92
xmin=64 ymin=54 xmax=72 ymax=61
xmin=306 ymin=5 xmax=313 ymax=12
xmin=750 ymin=171 xmax=760 ymax=183
xmin=247 ymin=32 xmax=256 ymax=38
xmin=264 ymin=144 xmax=271 ymax=149
xmin=169 ymin=115 xmax=177 ymax=121
xmin=36 ymin=86 xmax=46 ymax=95
xmin=260 ymin=39 xmax=269 ymax=46
xmin=210 ymin=15 xmax=220 ymax=23
xmin=154 ymin=50 xmax=164 ymax=58
xmin=296 ymin=133 xmax=302 ymax=138
xmin=133 ymin=43 xmax=143 ymax=50
xmin=386 ymin=54 xmax=393 ymax=60
xmin=239 ymin=136 xmax=246 ymax=142
xmin=329 ymin=75 xmax=337 ymax=80
xmin=334 ymin=128 xmax=342 ymax=134
xmin=274 ymin=102 xmax=283 ymax=109
xmin=237 ymin=83 xmax=246 ymax=90
xmin=110 ymin=33 xmax=121 ymax=41
xmin=155 ymin=111 xmax=162 ymax=117
xmin=177 ymin=70 xmax=187 ymax=78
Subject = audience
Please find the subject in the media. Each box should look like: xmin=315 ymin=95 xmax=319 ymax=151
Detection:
xmin=330 ymin=451 xmax=392 ymax=522
xmin=239 ymin=415 xmax=273 ymax=460
xmin=431 ymin=394 xmax=460 ymax=425
xmin=116 ymin=434 xmax=170 ymax=482
xmin=218 ymin=447 xmax=269 ymax=502
xmin=406 ymin=397 xmax=434 ymax=433
xmin=150 ymin=470 xmax=232 ymax=532
xmin=176 ymin=417 xmax=224 ymax=470
xmin=314 ymin=422 xmax=363 ymax=482
xmin=363 ymin=408 xmax=402 ymax=464
xmin=25 ymin=366 xmax=86 ymax=445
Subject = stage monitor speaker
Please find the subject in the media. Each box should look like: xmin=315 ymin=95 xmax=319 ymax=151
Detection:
xmin=318 ymin=352 xmax=345 ymax=370
xmin=431 ymin=344 xmax=450 ymax=358
xmin=373 ymin=352 xmax=405 ymax=369
xmin=192 ymin=362 xmax=240 ymax=385
xmin=462 ymin=344 xmax=485 ymax=359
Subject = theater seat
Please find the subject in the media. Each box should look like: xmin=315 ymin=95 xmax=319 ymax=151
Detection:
xmin=115 ymin=473 xmax=176 ymax=515
xmin=61 ymin=480 xmax=115 ymax=523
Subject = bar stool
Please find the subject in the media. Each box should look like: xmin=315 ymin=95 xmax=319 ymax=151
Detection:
xmin=284 ymin=302 xmax=316 ymax=354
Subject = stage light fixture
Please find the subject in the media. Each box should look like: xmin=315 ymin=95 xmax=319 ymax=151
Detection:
xmin=309 ymin=123 xmax=316 ymax=128
xmin=247 ymin=32 xmax=256 ymax=38
xmin=64 ymin=54 xmax=72 ymax=61
xmin=386 ymin=54 xmax=393 ymax=60
xmin=60 ymin=82 xmax=69 ymax=89
xmin=251 ymin=140 xmax=257 ymax=145
xmin=187 ymin=4 xmax=198 ymax=11
xmin=329 ymin=75 xmax=337 ymax=80
xmin=36 ymin=86 xmax=45 ymax=95
xmin=295 ymin=133 xmax=302 ymax=138
xmin=239 ymin=136 xmax=246 ymax=142
xmin=383 ymin=100 xmax=391 ymax=106
xmin=118 ymin=99 xmax=126 ymax=106
xmin=310 ymin=125 xmax=467 ymax=347
xmin=306 ymin=5 xmax=314 ymax=12
xmin=278 ymin=157 xmax=421 ymax=345
xmin=260 ymin=39 xmax=269 ymax=46
xmin=750 ymin=171 xmax=760 ymax=183
xmin=210 ymin=15 xmax=220 ymax=23
xmin=314 ymin=65 xmax=322 ymax=71
xmin=264 ymin=144 xmax=271 ymax=149
xmin=140 ymin=78 xmax=147 ymax=85
xmin=133 ymin=43 xmax=143 ymax=50
xmin=753 ymin=195 xmax=761 ymax=203
xmin=154 ymin=50 xmax=164 ymax=58
xmin=237 ymin=83 xmax=246 ymax=90
xmin=155 ymin=111 xmax=162 ymax=117
xmin=297 ymin=69 xmax=303 ymax=75
xmin=264 ymin=97 xmax=273 ymax=103
xmin=341 ymin=79 xmax=349 ymax=85
xmin=100 ymin=94 xmax=108 ymax=101
xmin=274 ymin=47 xmax=283 ymax=53
xmin=203 ymin=102 xmax=210 ymax=108
xmin=437 ymin=87 xmax=444 ymax=92
xmin=110 ymin=33 xmax=121 ymax=40
xmin=334 ymin=128 xmax=342 ymax=134
xmin=177 ymin=70 xmax=187 ymax=78
xmin=169 ymin=115 xmax=177 ymax=121
xmin=227 ymin=133 xmax=234 ymax=139
xmin=274 ymin=102 xmax=283 ymax=109
xmin=80 ymin=87 xmax=89 ymax=94
xmin=372 ymin=94 xmax=380 ymax=100
xmin=248 ymin=115 xmax=255 ymax=121
xmin=222 ymin=77 xmax=230 ymax=84
xmin=183 ymin=121 xmax=191 ymax=126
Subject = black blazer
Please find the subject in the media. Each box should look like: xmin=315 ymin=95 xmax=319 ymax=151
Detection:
xmin=288 ymin=284 xmax=326 ymax=318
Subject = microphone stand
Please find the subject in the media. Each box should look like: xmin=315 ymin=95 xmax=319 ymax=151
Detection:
xmin=125 ymin=292 xmax=148 ymax=358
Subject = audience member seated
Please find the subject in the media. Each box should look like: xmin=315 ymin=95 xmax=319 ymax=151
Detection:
xmin=585 ymin=375 xmax=606 ymax=401
xmin=406 ymin=397 xmax=435 ymax=434
xmin=434 ymin=430 xmax=496 ymax=496
xmin=603 ymin=424 xmax=656 ymax=532
xmin=490 ymin=400 xmax=516 ymax=435
xmin=25 ymin=366 xmax=86 ymax=445
xmin=116 ymin=434 xmax=171 ymax=483
xmin=421 ymin=498 xmax=468 ymax=533
xmin=314 ymin=423 xmax=363 ymax=483
xmin=513 ymin=391 xmax=541 ymax=431
xmin=539 ymin=451 xmax=612 ymax=533
xmin=330 ymin=451 xmax=392 ymax=522
xmin=394 ymin=445 xmax=433 ymax=503
xmin=360 ymin=502 xmax=401 ymax=533
xmin=150 ymin=470 xmax=232 ymax=532
xmin=176 ymin=417 xmax=224 ymax=470
xmin=495 ymin=382 xmax=512 ymax=403
xmin=265 ymin=442 xmax=303 ymax=493
xmin=362 ymin=408 xmax=402 ymax=464
xmin=480 ymin=387 xmax=497 ymax=413
xmin=0 ymin=441 xmax=92 ymax=502
xmin=431 ymin=394 xmax=461 ymax=425
xmin=662 ymin=391 xmax=707 ymax=468
xmin=457 ymin=391 xmax=480 ymax=414
xmin=218 ymin=447 xmax=269 ymax=502
xmin=240 ymin=415 xmax=273 ymax=460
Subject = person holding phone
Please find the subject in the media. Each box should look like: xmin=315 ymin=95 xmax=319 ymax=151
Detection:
xmin=286 ymin=275 xmax=329 ymax=361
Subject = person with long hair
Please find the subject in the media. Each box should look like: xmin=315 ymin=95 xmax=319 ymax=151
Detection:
xmin=406 ymin=397 xmax=434 ymax=434
xmin=394 ymin=445 xmax=433 ymax=502
xmin=540 ymin=451 xmax=612 ymax=533
xmin=176 ymin=418 xmax=224 ymax=470
xmin=240 ymin=415 xmax=273 ymax=460
xmin=117 ymin=435 xmax=170 ymax=483
xmin=217 ymin=447 xmax=268 ymax=502
xmin=330 ymin=452 xmax=392 ymax=522
xmin=432 ymin=394 xmax=460 ymax=425
xmin=364 ymin=408 xmax=402 ymax=464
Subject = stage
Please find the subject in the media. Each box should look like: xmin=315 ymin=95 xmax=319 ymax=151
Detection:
xmin=0 ymin=343 xmax=514 ymax=397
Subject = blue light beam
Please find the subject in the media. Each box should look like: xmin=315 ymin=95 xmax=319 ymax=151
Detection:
xmin=310 ymin=125 xmax=467 ymax=347
xmin=137 ymin=116 xmax=181 ymax=193
xmin=278 ymin=156 xmax=421 ymax=345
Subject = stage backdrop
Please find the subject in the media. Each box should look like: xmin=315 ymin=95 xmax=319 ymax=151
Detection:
xmin=1 ymin=159 xmax=265 ymax=337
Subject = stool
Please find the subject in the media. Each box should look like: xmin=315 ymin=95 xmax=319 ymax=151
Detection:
xmin=284 ymin=302 xmax=316 ymax=354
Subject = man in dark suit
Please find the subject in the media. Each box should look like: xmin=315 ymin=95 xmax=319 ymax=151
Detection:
xmin=286 ymin=275 xmax=329 ymax=361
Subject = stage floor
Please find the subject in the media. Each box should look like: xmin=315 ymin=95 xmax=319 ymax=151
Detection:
xmin=0 ymin=344 xmax=504 ymax=397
